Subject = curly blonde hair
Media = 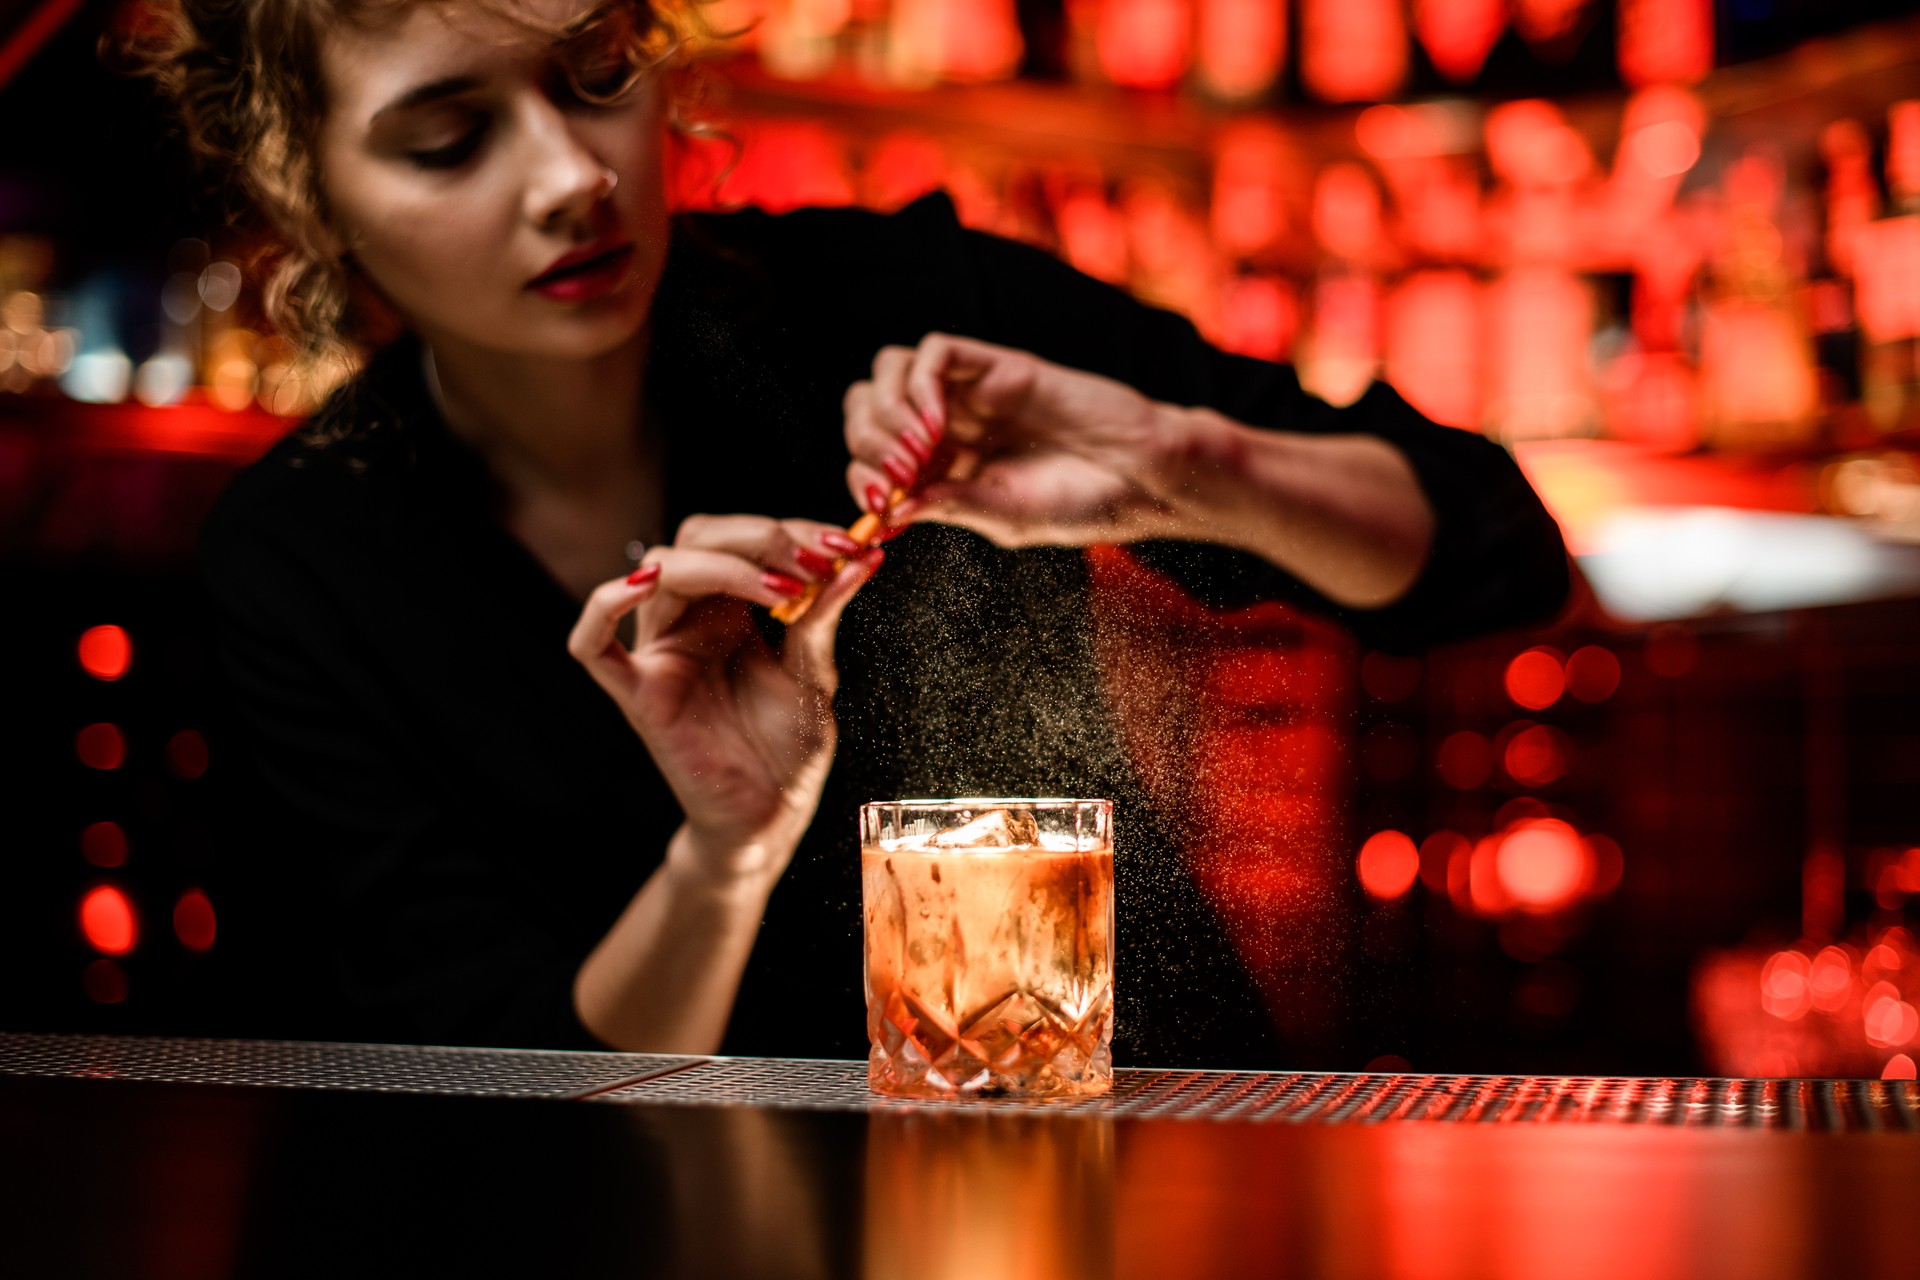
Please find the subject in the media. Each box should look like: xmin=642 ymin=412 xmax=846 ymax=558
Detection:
xmin=114 ymin=0 xmax=714 ymax=370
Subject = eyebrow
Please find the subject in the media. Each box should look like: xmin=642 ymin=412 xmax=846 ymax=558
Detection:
xmin=370 ymin=76 xmax=485 ymax=124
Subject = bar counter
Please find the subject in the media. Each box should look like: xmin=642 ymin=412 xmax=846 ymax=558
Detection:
xmin=3 ymin=1034 xmax=1915 ymax=1278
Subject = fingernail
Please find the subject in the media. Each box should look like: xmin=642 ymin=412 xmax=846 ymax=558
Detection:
xmin=794 ymin=548 xmax=835 ymax=579
xmin=865 ymin=484 xmax=889 ymax=516
xmin=864 ymin=547 xmax=887 ymax=569
xmin=627 ymin=564 xmax=660 ymax=586
xmin=874 ymin=520 xmax=909 ymax=545
xmin=898 ymin=430 xmax=931 ymax=466
xmin=822 ymin=531 xmax=862 ymax=556
xmin=882 ymin=456 xmax=916 ymax=489
xmin=920 ymin=406 xmax=943 ymax=441
xmin=762 ymin=571 xmax=807 ymax=599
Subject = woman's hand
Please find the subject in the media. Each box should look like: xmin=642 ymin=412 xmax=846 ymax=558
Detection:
xmin=567 ymin=515 xmax=883 ymax=888
xmin=842 ymin=332 xmax=1434 ymax=609
xmin=842 ymin=333 xmax=1192 ymax=548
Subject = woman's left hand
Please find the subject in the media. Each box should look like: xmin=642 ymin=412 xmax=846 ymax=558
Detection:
xmin=842 ymin=333 xmax=1196 ymax=548
xmin=841 ymin=331 xmax=1437 ymax=609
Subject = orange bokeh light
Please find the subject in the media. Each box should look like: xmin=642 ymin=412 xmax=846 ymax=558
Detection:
xmin=1357 ymin=830 xmax=1420 ymax=900
xmin=75 ymin=723 xmax=126 ymax=771
xmin=79 ymin=821 xmax=128 ymax=868
xmin=1564 ymin=645 xmax=1621 ymax=702
xmin=77 ymin=625 xmax=132 ymax=681
xmin=174 ymin=889 xmax=217 ymax=952
xmin=79 ymin=884 xmax=138 ymax=956
xmin=1504 ymin=647 xmax=1565 ymax=709
xmin=1494 ymin=818 xmax=1588 ymax=910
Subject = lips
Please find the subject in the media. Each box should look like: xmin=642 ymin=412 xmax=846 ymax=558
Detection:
xmin=527 ymin=242 xmax=635 ymax=302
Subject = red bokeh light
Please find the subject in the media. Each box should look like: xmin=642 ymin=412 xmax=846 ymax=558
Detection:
xmin=1503 ymin=723 xmax=1569 ymax=787
xmin=1385 ymin=270 xmax=1481 ymax=429
xmin=1357 ymin=830 xmax=1420 ymax=900
xmin=1618 ymin=0 xmax=1713 ymax=89
xmin=1300 ymin=0 xmax=1407 ymax=102
xmin=1418 ymin=830 xmax=1468 ymax=893
xmin=166 ymin=729 xmax=209 ymax=780
xmin=79 ymin=885 xmax=138 ymax=956
xmin=1866 ymin=990 xmax=1912 ymax=1051
xmin=1564 ymin=645 xmax=1621 ymax=702
xmin=77 ymin=625 xmax=132 ymax=681
xmin=1096 ymin=0 xmax=1193 ymax=89
xmin=82 ymin=958 xmax=127 ymax=1004
xmin=173 ymin=889 xmax=217 ymax=952
xmin=1504 ymin=647 xmax=1565 ymax=710
xmin=1760 ymin=950 xmax=1812 ymax=1021
xmin=1436 ymin=730 xmax=1493 ymax=789
xmin=75 ymin=723 xmax=126 ymax=771
xmin=1585 ymin=833 xmax=1624 ymax=895
xmin=80 ymin=821 xmax=128 ymax=868
xmin=1885 ymin=1054 xmax=1918 ymax=1081
xmin=1808 ymin=945 xmax=1853 ymax=1013
xmin=1196 ymin=0 xmax=1286 ymax=100
xmin=1494 ymin=818 xmax=1588 ymax=911
xmin=1411 ymin=0 xmax=1505 ymax=84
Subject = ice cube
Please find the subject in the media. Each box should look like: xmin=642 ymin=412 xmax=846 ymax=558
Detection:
xmin=930 ymin=807 xmax=1040 ymax=849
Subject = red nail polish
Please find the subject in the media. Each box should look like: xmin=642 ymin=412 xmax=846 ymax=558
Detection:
xmin=821 ymin=531 xmax=862 ymax=556
xmin=920 ymin=406 xmax=943 ymax=441
xmin=874 ymin=520 xmax=910 ymax=544
xmin=627 ymin=564 xmax=660 ymax=586
xmin=794 ymin=548 xmax=835 ymax=578
xmin=865 ymin=484 xmax=889 ymax=516
xmin=898 ymin=431 xmax=931 ymax=466
xmin=762 ymin=572 xmax=807 ymax=598
xmin=882 ymin=456 xmax=916 ymax=489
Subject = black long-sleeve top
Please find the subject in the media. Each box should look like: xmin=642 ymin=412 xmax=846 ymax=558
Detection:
xmin=199 ymin=194 xmax=1568 ymax=1066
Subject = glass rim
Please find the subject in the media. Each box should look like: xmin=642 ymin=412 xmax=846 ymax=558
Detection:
xmin=860 ymin=797 xmax=1111 ymax=811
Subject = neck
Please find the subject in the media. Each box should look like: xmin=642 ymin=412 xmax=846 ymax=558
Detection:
xmin=423 ymin=327 xmax=651 ymax=495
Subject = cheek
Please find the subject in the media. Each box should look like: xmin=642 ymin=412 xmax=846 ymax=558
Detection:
xmin=332 ymin=170 xmax=518 ymax=315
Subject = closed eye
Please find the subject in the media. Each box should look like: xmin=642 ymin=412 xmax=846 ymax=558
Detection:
xmin=408 ymin=124 xmax=488 ymax=170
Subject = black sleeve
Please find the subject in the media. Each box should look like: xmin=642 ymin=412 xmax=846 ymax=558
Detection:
xmin=914 ymin=198 xmax=1571 ymax=651
xmin=198 ymin=478 xmax=599 ymax=1050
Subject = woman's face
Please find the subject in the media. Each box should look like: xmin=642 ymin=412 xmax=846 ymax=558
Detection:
xmin=315 ymin=0 xmax=669 ymax=360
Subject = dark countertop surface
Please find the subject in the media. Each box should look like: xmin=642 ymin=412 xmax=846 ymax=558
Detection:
xmin=3 ymin=1034 xmax=1916 ymax=1279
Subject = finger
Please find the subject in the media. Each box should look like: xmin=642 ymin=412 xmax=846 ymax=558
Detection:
xmin=566 ymin=569 xmax=662 ymax=702
xmin=632 ymin=545 xmax=809 ymax=648
xmin=909 ymin=333 xmax=1038 ymax=438
xmin=870 ymin=344 xmax=937 ymax=465
xmin=845 ymin=458 xmax=896 ymax=519
xmin=845 ymin=372 xmax=924 ymax=493
xmin=671 ymin=514 xmax=851 ymax=584
xmin=782 ymin=548 xmax=885 ymax=696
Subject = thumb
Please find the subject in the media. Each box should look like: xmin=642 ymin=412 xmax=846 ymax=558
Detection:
xmin=782 ymin=548 xmax=884 ymax=695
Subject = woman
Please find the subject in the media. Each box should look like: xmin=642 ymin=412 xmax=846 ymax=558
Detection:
xmin=136 ymin=0 xmax=1567 ymax=1063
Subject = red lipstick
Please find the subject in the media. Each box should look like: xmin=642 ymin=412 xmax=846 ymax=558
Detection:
xmin=527 ymin=240 xmax=635 ymax=302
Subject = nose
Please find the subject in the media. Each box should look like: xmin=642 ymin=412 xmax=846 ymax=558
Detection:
xmin=519 ymin=96 xmax=614 ymax=232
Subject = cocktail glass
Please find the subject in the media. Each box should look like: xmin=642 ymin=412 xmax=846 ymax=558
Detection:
xmin=860 ymin=798 xmax=1114 ymax=1099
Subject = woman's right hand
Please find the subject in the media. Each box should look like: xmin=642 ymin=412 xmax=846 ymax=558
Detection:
xmin=567 ymin=515 xmax=883 ymax=889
